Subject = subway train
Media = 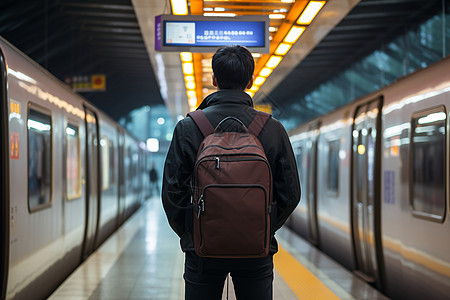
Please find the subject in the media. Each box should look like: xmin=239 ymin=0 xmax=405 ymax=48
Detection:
xmin=0 ymin=37 xmax=152 ymax=300
xmin=288 ymin=55 xmax=450 ymax=299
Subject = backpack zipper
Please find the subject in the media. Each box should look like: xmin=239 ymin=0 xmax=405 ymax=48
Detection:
xmin=197 ymin=195 xmax=205 ymax=219
xmin=215 ymin=156 xmax=220 ymax=169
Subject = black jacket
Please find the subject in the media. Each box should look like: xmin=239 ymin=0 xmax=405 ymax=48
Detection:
xmin=162 ymin=89 xmax=301 ymax=253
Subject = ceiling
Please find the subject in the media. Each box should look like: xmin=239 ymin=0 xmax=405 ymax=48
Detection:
xmin=0 ymin=0 xmax=446 ymax=123
xmin=0 ymin=0 xmax=164 ymax=120
xmin=263 ymin=0 xmax=446 ymax=121
xmin=134 ymin=0 xmax=362 ymax=119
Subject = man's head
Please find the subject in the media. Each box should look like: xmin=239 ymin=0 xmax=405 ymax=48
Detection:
xmin=211 ymin=45 xmax=254 ymax=91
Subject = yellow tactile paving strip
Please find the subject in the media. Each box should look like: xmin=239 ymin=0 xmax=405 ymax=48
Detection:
xmin=274 ymin=245 xmax=340 ymax=300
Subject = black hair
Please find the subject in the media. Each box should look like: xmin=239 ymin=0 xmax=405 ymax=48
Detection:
xmin=212 ymin=45 xmax=254 ymax=90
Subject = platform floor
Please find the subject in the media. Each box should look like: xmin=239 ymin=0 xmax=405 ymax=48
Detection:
xmin=49 ymin=197 xmax=389 ymax=300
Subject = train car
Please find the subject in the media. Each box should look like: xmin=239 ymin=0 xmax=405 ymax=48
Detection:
xmin=289 ymin=56 xmax=450 ymax=299
xmin=0 ymin=37 xmax=151 ymax=300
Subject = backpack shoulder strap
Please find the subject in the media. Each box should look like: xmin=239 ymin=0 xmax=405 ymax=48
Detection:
xmin=187 ymin=110 xmax=215 ymax=137
xmin=248 ymin=111 xmax=271 ymax=137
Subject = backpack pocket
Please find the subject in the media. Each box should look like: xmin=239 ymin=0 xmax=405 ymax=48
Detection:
xmin=194 ymin=184 xmax=270 ymax=258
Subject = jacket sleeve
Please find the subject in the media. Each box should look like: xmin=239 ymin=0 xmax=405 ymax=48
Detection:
xmin=162 ymin=120 xmax=192 ymax=237
xmin=272 ymin=122 xmax=301 ymax=231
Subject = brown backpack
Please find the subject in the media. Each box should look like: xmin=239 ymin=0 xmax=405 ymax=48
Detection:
xmin=188 ymin=110 xmax=273 ymax=258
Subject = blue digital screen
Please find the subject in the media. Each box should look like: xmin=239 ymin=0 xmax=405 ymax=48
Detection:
xmin=164 ymin=21 xmax=266 ymax=47
xmin=155 ymin=15 xmax=269 ymax=53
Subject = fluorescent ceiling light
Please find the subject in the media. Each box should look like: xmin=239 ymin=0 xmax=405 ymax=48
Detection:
xmin=259 ymin=68 xmax=273 ymax=77
xmin=269 ymin=27 xmax=277 ymax=32
xmin=269 ymin=14 xmax=285 ymax=19
xmin=249 ymin=85 xmax=259 ymax=92
xmin=180 ymin=52 xmax=192 ymax=62
xmin=186 ymin=81 xmax=196 ymax=90
xmin=297 ymin=1 xmax=325 ymax=25
xmin=284 ymin=26 xmax=305 ymax=43
xmin=171 ymin=0 xmax=188 ymax=15
xmin=254 ymin=76 xmax=266 ymax=86
xmin=204 ymin=13 xmax=236 ymax=17
xmin=183 ymin=62 xmax=194 ymax=75
xmin=275 ymin=43 xmax=291 ymax=56
xmin=185 ymin=75 xmax=195 ymax=82
xmin=188 ymin=97 xmax=197 ymax=110
xmin=188 ymin=97 xmax=197 ymax=107
xmin=187 ymin=90 xmax=196 ymax=97
xmin=266 ymin=56 xmax=282 ymax=68
xmin=214 ymin=7 xmax=225 ymax=11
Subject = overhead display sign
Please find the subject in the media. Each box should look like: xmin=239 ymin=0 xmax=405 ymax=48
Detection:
xmin=155 ymin=15 xmax=270 ymax=53
xmin=64 ymin=74 xmax=106 ymax=92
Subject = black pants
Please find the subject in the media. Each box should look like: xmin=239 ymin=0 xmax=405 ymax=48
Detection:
xmin=184 ymin=251 xmax=273 ymax=300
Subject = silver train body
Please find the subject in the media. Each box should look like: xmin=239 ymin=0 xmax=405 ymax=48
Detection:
xmin=0 ymin=38 xmax=152 ymax=299
xmin=288 ymin=56 xmax=450 ymax=299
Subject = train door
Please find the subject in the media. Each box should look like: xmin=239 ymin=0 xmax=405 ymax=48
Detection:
xmin=117 ymin=128 xmax=126 ymax=225
xmin=0 ymin=48 xmax=8 ymax=300
xmin=351 ymin=97 xmax=384 ymax=290
xmin=82 ymin=107 xmax=100 ymax=259
xmin=306 ymin=122 xmax=320 ymax=246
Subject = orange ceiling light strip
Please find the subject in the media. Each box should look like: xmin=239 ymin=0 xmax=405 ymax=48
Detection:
xmin=188 ymin=0 xmax=204 ymax=110
xmin=172 ymin=0 xmax=197 ymax=110
xmin=170 ymin=0 xmax=188 ymax=15
xmin=193 ymin=53 xmax=204 ymax=107
xmin=250 ymin=0 xmax=326 ymax=96
xmin=181 ymin=52 xmax=198 ymax=110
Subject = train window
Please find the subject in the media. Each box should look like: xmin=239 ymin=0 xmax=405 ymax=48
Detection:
xmin=28 ymin=107 xmax=52 ymax=211
xmin=410 ymin=107 xmax=446 ymax=222
xmin=66 ymin=123 xmax=81 ymax=200
xmin=101 ymin=137 xmax=110 ymax=190
xmin=327 ymin=140 xmax=339 ymax=194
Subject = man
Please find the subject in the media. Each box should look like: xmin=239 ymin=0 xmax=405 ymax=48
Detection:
xmin=149 ymin=162 xmax=159 ymax=196
xmin=162 ymin=45 xmax=300 ymax=299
